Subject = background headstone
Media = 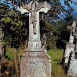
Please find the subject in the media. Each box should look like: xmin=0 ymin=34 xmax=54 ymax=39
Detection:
xmin=67 ymin=21 xmax=77 ymax=76
xmin=67 ymin=52 xmax=77 ymax=76
xmin=64 ymin=21 xmax=76 ymax=65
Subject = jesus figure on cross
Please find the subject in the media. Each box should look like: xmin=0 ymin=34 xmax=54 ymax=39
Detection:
xmin=17 ymin=0 xmax=51 ymax=51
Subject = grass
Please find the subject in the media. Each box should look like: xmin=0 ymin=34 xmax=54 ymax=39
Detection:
xmin=6 ymin=47 xmax=73 ymax=77
xmin=6 ymin=46 xmax=14 ymax=61
xmin=6 ymin=46 xmax=25 ymax=61
xmin=47 ymin=49 xmax=73 ymax=77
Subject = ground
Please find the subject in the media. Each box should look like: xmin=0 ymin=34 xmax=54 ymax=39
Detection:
xmin=5 ymin=47 xmax=73 ymax=77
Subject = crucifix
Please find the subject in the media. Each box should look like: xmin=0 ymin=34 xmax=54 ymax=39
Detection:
xmin=17 ymin=1 xmax=51 ymax=77
xmin=17 ymin=0 xmax=51 ymax=51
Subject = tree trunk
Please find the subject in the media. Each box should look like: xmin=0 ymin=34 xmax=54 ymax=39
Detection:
xmin=13 ymin=49 xmax=20 ymax=77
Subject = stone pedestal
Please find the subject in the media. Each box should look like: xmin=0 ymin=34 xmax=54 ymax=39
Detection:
xmin=68 ymin=52 xmax=77 ymax=76
xmin=64 ymin=43 xmax=75 ymax=65
xmin=20 ymin=51 xmax=51 ymax=77
xmin=68 ymin=60 xmax=77 ymax=76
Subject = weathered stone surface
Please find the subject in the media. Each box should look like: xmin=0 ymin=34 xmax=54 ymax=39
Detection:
xmin=17 ymin=0 xmax=51 ymax=51
xmin=64 ymin=21 xmax=76 ymax=65
xmin=64 ymin=43 xmax=75 ymax=65
xmin=20 ymin=51 xmax=51 ymax=77
xmin=68 ymin=60 xmax=77 ymax=76
xmin=17 ymin=1 xmax=51 ymax=77
xmin=68 ymin=52 xmax=77 ymax=76
xmin=67 ymin=21 xmax=77 ymax=76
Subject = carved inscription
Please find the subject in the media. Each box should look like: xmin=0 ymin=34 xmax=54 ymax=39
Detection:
xmin=28 ymin=42 xmax=41 ymax=50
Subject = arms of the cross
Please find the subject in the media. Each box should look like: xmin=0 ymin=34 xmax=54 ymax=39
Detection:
xmin=67 ymin=26 xmax=73 ymax=29
xmin=22 ymin=1 xmax=45 ymax=12
xmin=36 ymin=1 xmax=51 ymax=13
xmin=67 ymin=21 xmax=77 ymax=38
xmin=17 ymin=1 xmax=51 ymax=14
xmin=67 ymin=26 xmax=75 ymax=36
xmin=17 ymin=6 xmax=29 ymax=14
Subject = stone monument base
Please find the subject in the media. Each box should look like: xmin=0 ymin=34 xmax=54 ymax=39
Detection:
xmin=20 ymin=51 xmax=51 ymax=77
xmin=64 ymin=43 xmax=75 ymax=65
xmin=68 ymin=59 xmax=77 ymax=76
xmin=68 ymin=52 xmax=77 ymax=76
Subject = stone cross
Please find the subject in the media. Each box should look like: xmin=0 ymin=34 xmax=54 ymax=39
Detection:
xmin=64 ymin=21 xmax=76 ymax=65
xmin=73 ymin=23 xmax=77 ymax=51
xmin=67 ymin=21 xmax=76 ymax=43
xmin=17 ymin=1 xmax=51 ymax=77
xmin=67 ymin=24 xmax=77 ymax=76
xmin=17 ymin=0 xmax=51 ymax=51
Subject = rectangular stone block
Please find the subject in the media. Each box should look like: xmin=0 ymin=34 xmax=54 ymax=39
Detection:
xmin=20 ymin=51 xmax=51 ymax=77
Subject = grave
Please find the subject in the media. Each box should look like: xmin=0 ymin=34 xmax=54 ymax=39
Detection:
xmin=64 ymin=21 xmax=76 ymax=65
xmin=68 ymin=24 xmax=77 ymax=76
xmin=17 ymin=0 xmax=51 ymax=77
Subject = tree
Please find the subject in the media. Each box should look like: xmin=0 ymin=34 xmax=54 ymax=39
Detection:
xmin=0 ymin=3 xmax=28 ymax=48
xmin=1 ymin=0 xmax=74 ymax=18
xmin=0 ymin=0 xmax=76 ymax=48
xmin=49 ymin=10 xmax=76 ymax=49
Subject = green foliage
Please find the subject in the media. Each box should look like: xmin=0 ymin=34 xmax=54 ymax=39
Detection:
xmin=6 ymin=46 xmax=25 ymax=61
xmin=0 ymin=3 xmax=28 ymax=47
xmin=47 ymin=35 xmax=57 ymax=49
xmin=8 ymin=10 xmax=15 ymax=16
xmin=4 ymin=35 xmax=12 ymax=45
xmin=6 ymin=46 xmax=14 ymax=61
xmin=45 ymin=11 xmax=75 ymax=49
xmin=1 ymin=17 xmax=11 ymax=23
